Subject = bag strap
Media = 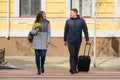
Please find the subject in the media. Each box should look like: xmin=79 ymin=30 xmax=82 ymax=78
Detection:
xmin=83 ymin=43 xmax=91 ymax=56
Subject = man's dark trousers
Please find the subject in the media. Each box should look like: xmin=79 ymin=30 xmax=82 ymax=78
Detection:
xmin=68 ymin=42 xmax=81 ymax=71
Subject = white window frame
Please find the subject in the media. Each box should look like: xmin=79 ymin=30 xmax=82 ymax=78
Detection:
xmin=114 ymin=0 xmax=120 ymax=26
xmin=15 ymin=0 xmax=46 ymax=17
xmin=115 ymin=0 xmax=120 ymax=17
xmin=92 ymin=0 xmax=96 ymax=17
xmin=69 ymin=0 xmax=95 ymax=17
xmin=66 ymin=0 xmax=71 ymax=17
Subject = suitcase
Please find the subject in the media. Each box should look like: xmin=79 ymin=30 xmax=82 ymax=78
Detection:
xmin=78 ymin=43 xmax=91 ymax=72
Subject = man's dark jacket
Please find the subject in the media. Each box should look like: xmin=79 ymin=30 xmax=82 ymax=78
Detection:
xmin=64 ymin=16 xmax=89 ymax=43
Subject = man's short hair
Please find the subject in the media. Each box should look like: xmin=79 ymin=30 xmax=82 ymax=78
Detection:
xmin=70 ymin=8 xmax=78 ymax=14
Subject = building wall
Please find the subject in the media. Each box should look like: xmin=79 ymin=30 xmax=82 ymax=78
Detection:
xmin=97 ymin=0 xmax=114 ymax=17
xmin=46 ymin=0 xmax=66 ymax=17
xmin=0 ymin=0 xmax=120 ymax=56
xmin=0 ymin=37 xmax=119 ymax=57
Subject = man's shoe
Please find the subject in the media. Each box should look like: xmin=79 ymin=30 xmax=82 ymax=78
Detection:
xmin=69 ymin=69 xmax=75 ymax=74
xmin=75 ymin=70 xmax=78 ymax=73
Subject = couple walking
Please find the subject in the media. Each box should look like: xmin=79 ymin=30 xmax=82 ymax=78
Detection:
xmin=30 ymin=8 xmax=90 ymax=74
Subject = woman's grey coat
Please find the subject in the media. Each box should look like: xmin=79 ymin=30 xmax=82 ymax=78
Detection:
xmin=31 ymin=20 xmax=51 ymax=50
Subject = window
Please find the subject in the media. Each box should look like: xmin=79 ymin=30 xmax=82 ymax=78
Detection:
xmin=20 ymin=0 xmax=41 ymax=16
xmin=71 ymin=0 xmax=92 ymax=17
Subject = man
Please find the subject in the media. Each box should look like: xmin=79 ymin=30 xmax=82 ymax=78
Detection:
xmin=64 ymin=8 xmax=90 ymax=74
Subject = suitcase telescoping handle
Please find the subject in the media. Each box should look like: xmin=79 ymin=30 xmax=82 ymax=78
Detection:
xmin=83 ymin=43 xmax=91 ymax=56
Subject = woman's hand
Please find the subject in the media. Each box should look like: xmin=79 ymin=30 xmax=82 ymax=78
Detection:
xmin=36 ymin=28 xmax=39 ymax=32
xmin=47 ymin=43 xmax=49 ymax=48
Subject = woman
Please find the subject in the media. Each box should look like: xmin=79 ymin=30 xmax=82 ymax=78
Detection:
xmin=31 ymin=11 xmax=51 ymax=74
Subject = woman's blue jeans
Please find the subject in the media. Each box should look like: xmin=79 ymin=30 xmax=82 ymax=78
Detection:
xmin=35 ymin=49 xmax=46 ymax=71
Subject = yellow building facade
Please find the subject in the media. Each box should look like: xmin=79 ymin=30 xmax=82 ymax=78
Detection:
xmin=0 ymin=0 xmax=120 ymax=56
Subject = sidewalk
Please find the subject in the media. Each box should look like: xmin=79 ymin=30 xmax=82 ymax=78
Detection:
xmin=0 ymin=56 xmax=120 ymax=70
xmin=0 ymin=56 xmax=120 ymax=80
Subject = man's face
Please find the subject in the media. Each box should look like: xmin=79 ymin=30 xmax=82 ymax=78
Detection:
xmin=70 ymin=10 xmax=77 ymax=18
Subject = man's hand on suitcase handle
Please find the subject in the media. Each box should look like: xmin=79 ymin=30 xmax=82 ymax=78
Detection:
xmin=64 ymin=41 xmax=68 ymax=46
xmin=86 ymin=41 xmax=91 ymax=45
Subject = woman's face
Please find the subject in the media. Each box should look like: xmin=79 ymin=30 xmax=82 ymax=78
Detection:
xmin=42 ymin=12 xmax=46 ymax=19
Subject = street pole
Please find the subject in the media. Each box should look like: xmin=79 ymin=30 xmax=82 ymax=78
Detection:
xmin=94 ymin=0 xmax=97 ymax=67
xmin=7 ymin=0 xmax=10 ymax=40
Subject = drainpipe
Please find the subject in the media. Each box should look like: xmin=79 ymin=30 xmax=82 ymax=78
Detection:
xmin=6 ymin=0 xmax=10 ymax=40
